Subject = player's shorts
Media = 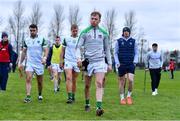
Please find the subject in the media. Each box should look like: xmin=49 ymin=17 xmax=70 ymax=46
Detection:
xmin=64 ymin=61 xmax=80 ymax=73
xmin=25 ymin=63 xmax=44 ymax=75
xmin=85 ymin=61 xmax=107 ymax=76
xmin=118 ymin=64 xmax=135 ymax=77
xmin=51 ymin=63 xmax=63 ymax=72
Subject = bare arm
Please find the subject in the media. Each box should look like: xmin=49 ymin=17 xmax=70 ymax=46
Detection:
xmin=43 ymin=47 xmax=49 ymax=58
xmin=60 ymin=46 xmax=65 ymax=64
xmin=19 ymin=48 xmax=27 ymax=65
xmin=42 ymin=47 xmax=48 ymax=64
xmin=41 ymin=38 xmax=48 ymax=64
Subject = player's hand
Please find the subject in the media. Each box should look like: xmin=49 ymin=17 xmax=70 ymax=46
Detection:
xmin=18 ymin=64 xmax=23 ymax=78
xmin=107 ymin=65 xmax=112 ymax=72
xmin=77 ymin=59 xmax=82 ymax=67
xmin=18 ymin=64 xmax=23 ymax=70
xmin=47 ymin=65 xmax=52 ymax=69
xmin=9 ymin=63 xmax=13 ymax=68
xmin=59 ymin=62 xmax=64 ymax=68
xmin=41 ymin=57 xmax=47 ymax=65
xmin=116 ymin=64 xmax=120 ymax=68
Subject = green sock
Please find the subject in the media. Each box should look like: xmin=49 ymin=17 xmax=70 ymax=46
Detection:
xmin=68 ymin=93 xmax=72 ymax=99
xmin=72 ymin=93 xmax=75 ymax=100
xmin=39 ymin=92 xmax=42 ymax=96
xmin=85 ymin=99 xmax=90 ymax=106
xmin=96 ymin=101 xmax=102 ymax=109
xmin=27 ymin=95 xmax=31 ymax=98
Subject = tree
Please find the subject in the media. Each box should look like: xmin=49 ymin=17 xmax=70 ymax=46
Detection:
xmin=29 ymin=2 xmax=43 ymax=27
xmin=8 ymin=0 xmax=26 ymax=54
xmin=139 ymin=39 xmax=147 ymax=64
xmin=103 ymin=9 xmax=117 ymax=54
xmin=124 ymin=10 xmax=137 ymax=37
xmin=136 ymin=27 xmax=147 ymax=64
xmin=49 ymin=4 xmax=65 ymax=39
xmin=68 ymin=5 xmax=81 ymax=26
xmin=163 ymin=51 xmax=170 ymax=66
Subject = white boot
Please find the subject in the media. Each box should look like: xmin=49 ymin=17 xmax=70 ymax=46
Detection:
xmin=155 ymin=88 xmax=158 ymax=95
xmin=152 ymin=91 xmax=156 ymax=96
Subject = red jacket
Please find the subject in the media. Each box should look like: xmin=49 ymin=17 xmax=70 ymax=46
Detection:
xmin=0 ymin=41 xmax=13 ymax=63
xmin=169 ymin=60 xmax=175 ymax=70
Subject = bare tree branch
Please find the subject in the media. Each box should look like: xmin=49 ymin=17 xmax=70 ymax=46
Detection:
xmin=68 ymin=5 xmax=81 ymax=26
xmin=104 ymin=9 xmax=117 ymax=41
xmin=49 ymin=4 xmax=65 ymax=39
xmin=29 ymin=2 xmax=43 ymax=27
xmin=124 ymin=10 xmax=137 ymax=37
xmin=8 ymin=17 xmax=16 ymax=36
xmin=7 ymin=0 xmax=26 ymax=54
xmin=137 ymin=27 xmax=147 ymax=64
xmin=103 ymin=9 xmax=117 ymax=55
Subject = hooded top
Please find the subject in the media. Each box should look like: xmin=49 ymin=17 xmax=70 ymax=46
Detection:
xmin=0 ymin=40 xmax=13 ymax=63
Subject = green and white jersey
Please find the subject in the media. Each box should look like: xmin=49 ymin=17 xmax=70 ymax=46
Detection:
xmin=23 ymin=36 xmax=47 ymax=66
xmin=63 ymin=36 xmax=78 ymax=63
xmin=76 ymin=26 xmax=112 ymax=65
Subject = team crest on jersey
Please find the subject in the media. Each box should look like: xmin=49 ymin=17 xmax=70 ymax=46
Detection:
xmin=98 ymin=34 xmax=102 ymax=39
xmin=129 ymin=42 xmax=132 ymax=45
xmin=121 ymin=42 xmax=124 ymax=45
xmin=37 ymin=40 xmax=40 ymax=43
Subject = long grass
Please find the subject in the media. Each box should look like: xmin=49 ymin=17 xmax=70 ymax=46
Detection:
xmin=0 ymin=69 xmax=180 ymax=120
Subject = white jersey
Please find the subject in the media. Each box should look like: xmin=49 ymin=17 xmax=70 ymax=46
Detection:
xmin=145 ymin=50 xmax=163 ymax=69
xmin=24 ymin=36 xmax=48 ymax=66
xmin=63 ymin=36 xmax=78 ymax=63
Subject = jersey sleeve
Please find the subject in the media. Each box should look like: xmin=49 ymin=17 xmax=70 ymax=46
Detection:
xmin=23 ymin=40 xmax=27 ymax=49
xmin=62 ymin=38 xmax=67 ymax=47
xmin=42 ymin=38 xmax=48 ymax=48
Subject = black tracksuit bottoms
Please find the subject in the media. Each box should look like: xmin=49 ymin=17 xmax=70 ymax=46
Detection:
xmin=149 ymin=68 xmax=161 ymax=92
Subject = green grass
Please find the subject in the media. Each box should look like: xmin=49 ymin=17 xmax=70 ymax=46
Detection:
xmin=0 ymin=69 xmax=180 ymax=120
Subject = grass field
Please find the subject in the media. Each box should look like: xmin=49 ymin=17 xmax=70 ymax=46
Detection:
xmin=0 ymin=69 xmax=180 ymax=120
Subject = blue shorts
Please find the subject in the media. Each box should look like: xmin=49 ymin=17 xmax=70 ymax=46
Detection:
xmin=118 ymin=64 xmax=135 ymax=77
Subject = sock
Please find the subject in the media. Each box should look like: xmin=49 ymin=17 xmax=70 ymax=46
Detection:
xmin=127 ymin=91 xmax=132 ymax=97
xmin=27 ymin=95 xmax=31 ymax=98
xmin=155 ymin=89 xmax=158 ymax=93
xmin=68 ymin=92 xmax=72 ymax=99
xmin=72 ymin=93 xmax=75 ymax=100
xmin=102 ymin=88 xmax=104 ymax=95
xmin=120 ymin=94 xmax=124 ymax=100
xmin=96 ymin=101 xmax=102 ymax=109
xmin=85 ymin=99 xmax=90 ymax=106
xmin=39 ymin=92 xmax=41 ymax=96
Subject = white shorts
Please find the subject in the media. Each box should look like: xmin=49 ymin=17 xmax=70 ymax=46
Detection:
xmin=25 ymin=63 xmax=44 ymax=75
xmin=51 ymin=63 xmax=63 ymax=72
xmin=85 ymin=61 xmax=107 ymax=76
xmin=64 ymin=61 xmax=80 ymax=73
